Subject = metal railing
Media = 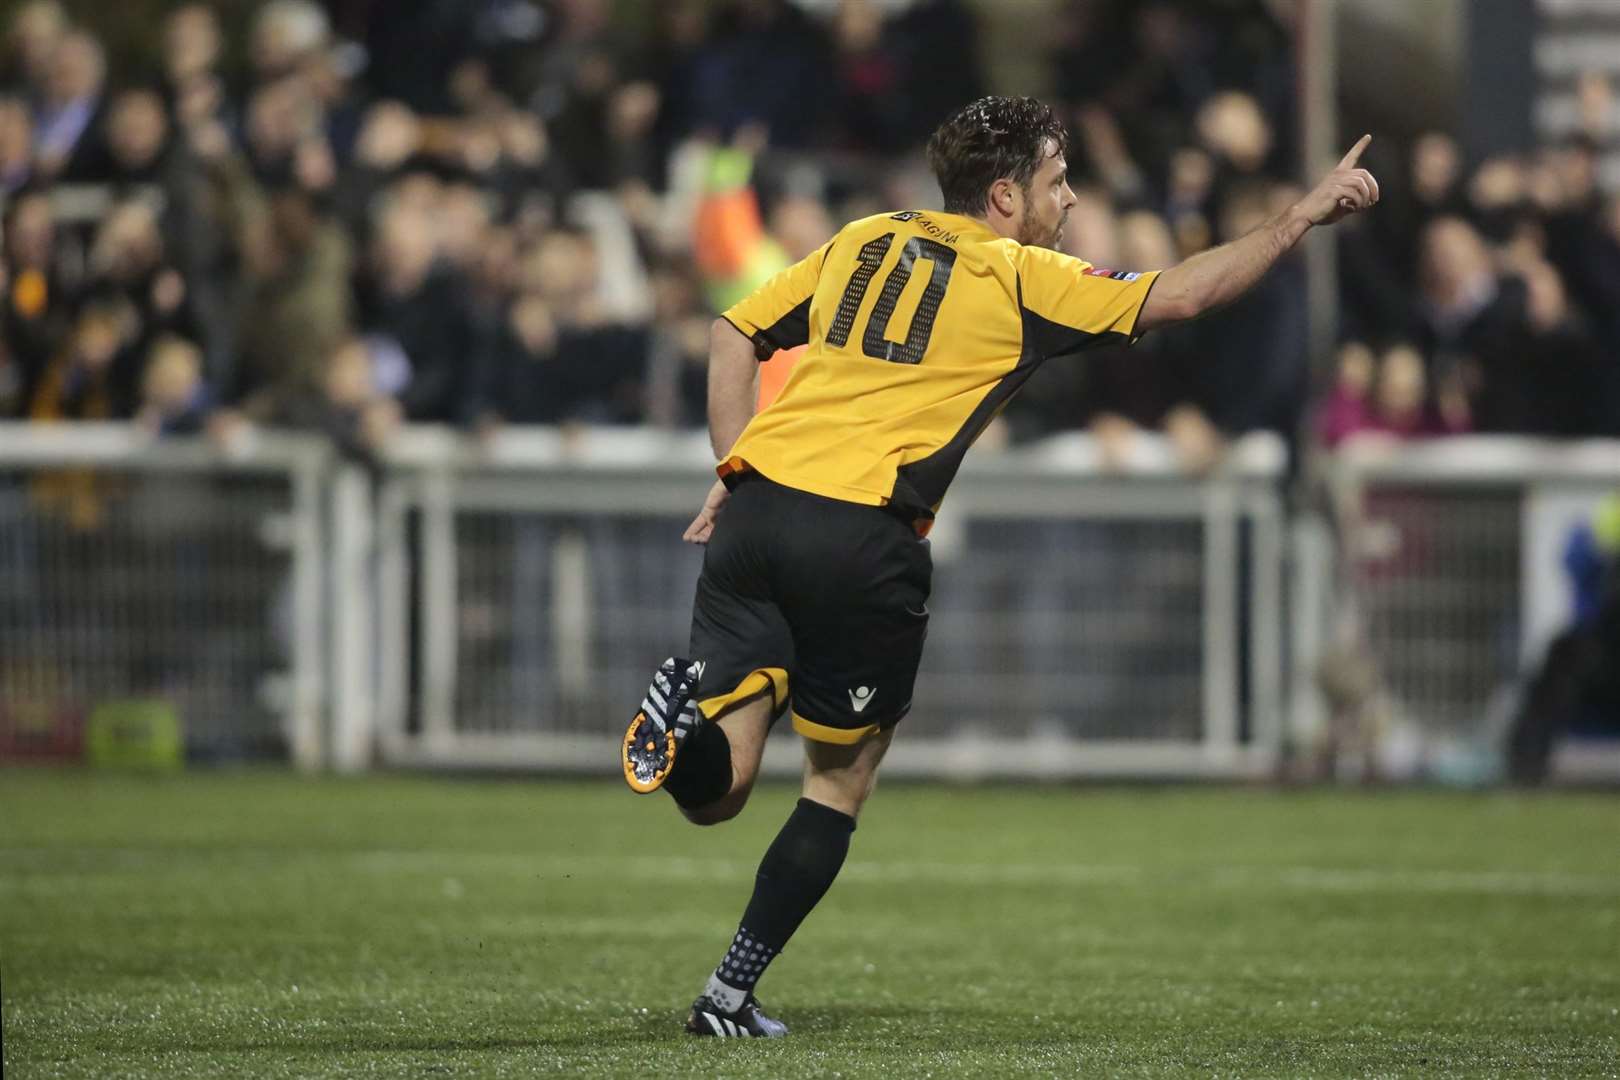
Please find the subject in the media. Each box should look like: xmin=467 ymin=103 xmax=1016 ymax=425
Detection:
xmin=0 ymin=423 xmax=330 ymax=768
xmin=371 ymin=427 xmax=1289 ymax=779
xmin=1321 ymin=435 xmax=1620 ymax=781
xmin=9 ymin=422 xmax=1620 ymax=781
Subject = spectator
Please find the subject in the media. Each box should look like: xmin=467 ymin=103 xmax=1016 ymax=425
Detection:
xmin=304 ymin=336 xmax=403 ymax=462
xmin=1473 ymin=262 xmax=1613 ymax=437
xmin=26 ymin=0 xmax=1620 ymax=475
xmin=135 ymin=334 xmax=210 ymax=436
xmin=330 ymin=100 xmax=420 ymax=230
xmin=242 ymin=76 xmax=322 ymax=185
xmin=163 ymin=5 xmax=235 ymax=159
xmin=1378 ymin=132 xmax=1467 ymax=282
xmin=29 ymin=296 xmax=135 ymax=422
xmin=1048 ymin=0 xmax=1131 ymax=113
xmin=0 ymin=94 xmax=34 ymax=194
xmin=687 ymin=0 xmax=829 ymax=148
xmin=228 ymin=178 xmax=354 ymax=423
xmin=2 ymin=190 xmax=74 ymax=414
xmin=5 ymin=0 xmax=68 ymax=97
xmin=1316 ymin=342 xmax=1379 ymax=448
xmin=360 ymin=0 xmax=488 ymax=117
xmin=1170 ymin=181 xmax=1308 ymax=461
xmin=891 ymin=0 xmax=986 ymax=142
xmin=1414 ymin=216 xmax=1520 ymax=375
xmin=1371 ymin=342 xmax=1467 ymax=440
xmin=1506 ymin=495 xmax=1620 ymax=785
xmin=82 ymin=198 xmax=193 ymax=412
xmin=1196 ymin=90 xmax=1272 ymax=182
xmin=355 ymin=195 xmax=482 ymax=423
xmin=1540 ymin=138 xmax=1620 ymax=358
xmin=162 ymin=5 xmax=224 ymax=96
xmin=639 ymin=0 xmax=713 ymax=170
xmin=100 ymin=89 xmax=172 ymax=186
xmin=643 ymin=260 xmax=712 ymax=428
xmin=250 ymin=0 xmax=331 ymax=86
xmin=487 ymin=224 xmax=647 ymax=424
xmin=32 ymin=29 xmax=107 ymax=181
xmin=1087 ymin=209 xmax=1188 ymax=466
xmin=26 ymin=297 xmax=137 ymax=530
xmin=469 ymin=291 xmax=570 ymax=428
xmin=1164 ymin=144 xmax=1216 ymax=256
xmin=829 ymin=0 xmax=906 ymax=152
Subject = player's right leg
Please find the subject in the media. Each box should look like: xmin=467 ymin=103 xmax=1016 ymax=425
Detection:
xmin=684 ymin=725 xmax=895 ymax=1038
xmin=683 ymin=480 xmax=929 ymax=1038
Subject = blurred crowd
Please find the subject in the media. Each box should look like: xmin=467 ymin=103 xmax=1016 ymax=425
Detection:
xmin=1 ymin=0 xmax=1618 ymax=469
xmin=1325 ymin=111 xmax=1620 ymax=449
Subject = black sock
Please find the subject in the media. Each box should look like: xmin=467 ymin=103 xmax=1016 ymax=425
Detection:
xmin=663 ymin=719 xmax=733 ymax=810
xmin=702 ymin=798 xmax=856 ymax=1008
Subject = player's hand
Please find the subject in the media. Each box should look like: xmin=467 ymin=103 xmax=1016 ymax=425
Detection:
xmin=683 ymin=478 xmax=730 ymax=544
xmin=1295 ymin=135 xmax=1380 ymax=226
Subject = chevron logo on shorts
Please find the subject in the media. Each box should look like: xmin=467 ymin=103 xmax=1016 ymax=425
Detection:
xmin=848 ymin=686 xmax=877 ymax=713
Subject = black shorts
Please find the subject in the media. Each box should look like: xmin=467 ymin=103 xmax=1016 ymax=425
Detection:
xmin=688 ymin=474 xmax=932 ymax=744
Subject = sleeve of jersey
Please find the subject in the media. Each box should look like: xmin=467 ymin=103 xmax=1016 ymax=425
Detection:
xmin=720 ymin=242 xmax=830 ymax=361
xmin=1016 ymin=245 xmax=1161 ymax=359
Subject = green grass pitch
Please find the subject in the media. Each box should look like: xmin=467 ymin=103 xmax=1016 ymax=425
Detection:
xmin=2 ymin=770 xmax=1617 ymax=1078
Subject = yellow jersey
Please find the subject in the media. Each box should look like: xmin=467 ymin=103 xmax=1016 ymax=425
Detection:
xmin=719 ymin=210 xmax=1159 ymax=529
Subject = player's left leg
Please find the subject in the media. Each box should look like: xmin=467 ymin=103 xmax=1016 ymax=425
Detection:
xmin=673 ymin=691 xmax=775 ymax=826
xmin=622 ymin=658 xmax=787 ymax=817
xmin=685 ymin=727 xmax=894 ymax=1038
xmin=623 ymin=476 xmax=793 ymax=805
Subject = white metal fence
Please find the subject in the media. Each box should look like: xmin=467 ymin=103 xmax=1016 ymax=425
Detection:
xmin=6 ymin=423 xmax=1618 ymax=780
xmin=1320 ymin=436 xmax=1620 ymax=780
xmin=0 ymin=423 xmax=328 ymax=767
xmin=370 ymin=428 xmax=1288 ymax=779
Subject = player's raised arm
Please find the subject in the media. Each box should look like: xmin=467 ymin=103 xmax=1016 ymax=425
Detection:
xmin=1136 ymin=135 xmax=1379 ymax=333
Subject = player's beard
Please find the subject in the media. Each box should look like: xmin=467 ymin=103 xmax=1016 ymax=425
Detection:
xmin=1019 ymin=200 xmax=1066 ymax=251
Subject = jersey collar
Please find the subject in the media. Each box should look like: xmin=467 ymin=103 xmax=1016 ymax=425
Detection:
xmin=927 ymin=211 xmax=1002 ymax=243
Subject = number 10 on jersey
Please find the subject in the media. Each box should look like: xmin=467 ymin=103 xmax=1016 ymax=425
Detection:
xmin=826 ymin=233 xmax=957 ymax=365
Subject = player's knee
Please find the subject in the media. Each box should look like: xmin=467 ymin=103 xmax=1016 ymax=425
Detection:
xmin=802 ymin=728 xmax=892 ymax=821
xmin=680 ymin=782 xmax=752 ymax=826
xmin=800 ymin=780 xmax=868 ymax=821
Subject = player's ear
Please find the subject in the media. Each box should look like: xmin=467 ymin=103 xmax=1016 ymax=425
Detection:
xmin=988 ymin=177 xmax=1019 ymax=219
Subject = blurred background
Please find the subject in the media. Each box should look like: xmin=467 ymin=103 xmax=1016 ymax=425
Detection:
xmin=2 ymin=0 xmax=1619 ymax=787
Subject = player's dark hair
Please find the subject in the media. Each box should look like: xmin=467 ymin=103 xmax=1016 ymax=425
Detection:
xmin=926 ymin=96 xmax=1069 ymax=216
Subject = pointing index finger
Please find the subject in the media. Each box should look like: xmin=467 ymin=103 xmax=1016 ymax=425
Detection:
xmin=1339 ymin=134 xmax=1372 ymax=169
